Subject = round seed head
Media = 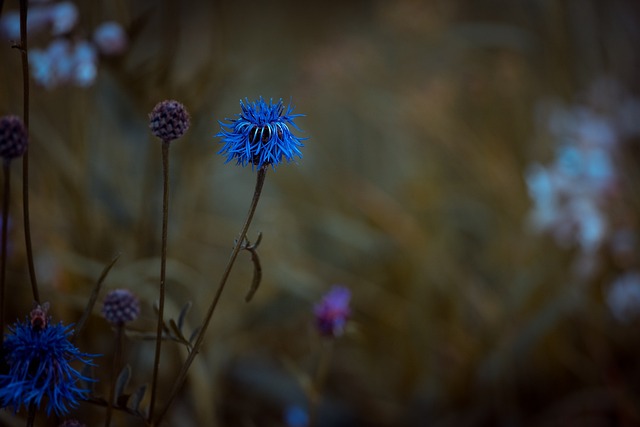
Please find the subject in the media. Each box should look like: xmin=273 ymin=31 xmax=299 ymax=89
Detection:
xmin=102 ymin=289 xmax=140 ymax=325
xmin=149 ymin=100 xmax=190 ymax=142
xmin=0 ymin=115 xmax=28 ymax=160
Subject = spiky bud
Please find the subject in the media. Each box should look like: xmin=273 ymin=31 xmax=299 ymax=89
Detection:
xmin=149 ymin=100 xmax=190 ymax=142
xmin=0 ymin=115 xmax=28 ymax=160
xmin=102 ymin=289 xmax=140 ymax=325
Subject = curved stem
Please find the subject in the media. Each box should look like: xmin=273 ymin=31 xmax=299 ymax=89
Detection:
xmin=18 ymin=0 xmax=39 ymax=303
xmin=154 ymin=165 xmax=268 ymax=425
xmin=105 ymin=324 xmax=123 ymax=427
xmin=0 ymin=161 xmax=10 ymax=339
xmin=148 ymin=141 xmax=170 ymax=422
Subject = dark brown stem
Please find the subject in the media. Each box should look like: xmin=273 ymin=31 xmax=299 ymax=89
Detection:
xmin=0 ymin=160 xmax=10 ymax=339
xmin=148 ymin=141 xmax=170 ymax=422
xmin=18 ymin=0 xmax=39 ymax=303
xmin=154 ymin=165 xmax=268 ymax=426
xmin=105 ymin=324 xmax=124 ymax=427
xmin=25 ymin=403 xmax=35 ymax=427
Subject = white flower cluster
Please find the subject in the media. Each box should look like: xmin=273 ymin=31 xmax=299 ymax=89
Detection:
xmin=526 ymin=78 xmax=640 ymax=255
xmin=525 ymin=78 xmax=640 ymax=321
xmin=0 ymin=1 xmax=128 ymax=89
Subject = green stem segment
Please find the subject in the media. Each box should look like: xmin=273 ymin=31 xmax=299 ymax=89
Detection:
xmin=19 ymin=0 xmax=39 ymax=303
xmin=148 ymin=141 xmax=171 ymax=422
xmin=154 ymin=165 xmax=268 ymax=426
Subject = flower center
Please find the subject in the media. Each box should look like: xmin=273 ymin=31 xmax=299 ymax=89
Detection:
xmin=249 ymin=126 xmax=271 ymax=144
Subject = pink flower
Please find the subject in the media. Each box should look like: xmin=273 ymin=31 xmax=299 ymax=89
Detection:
xmin=314 ymin=286 xmax=351 ymax=337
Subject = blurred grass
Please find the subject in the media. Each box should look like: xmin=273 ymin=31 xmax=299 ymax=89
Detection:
xmin=1 ymin=0 xmax=640 ymax=426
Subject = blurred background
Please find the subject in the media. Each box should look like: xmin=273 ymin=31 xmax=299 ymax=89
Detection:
xmin=1 ymin=0 xmax=640 ymax=426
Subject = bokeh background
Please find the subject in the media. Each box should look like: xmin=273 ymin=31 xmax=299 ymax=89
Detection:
xmin=1 ymin=0 xmax=640 ymax=426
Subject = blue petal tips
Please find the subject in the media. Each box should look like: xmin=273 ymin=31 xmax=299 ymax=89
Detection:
xmin=0 ymin=308 xmax=97 ymax=416
xmin=216 ymin=97 xmax=306 ymax=169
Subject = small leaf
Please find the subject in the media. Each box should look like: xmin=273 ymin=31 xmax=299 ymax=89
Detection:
xmin=169 ymin=319 xmax=187 ymax=343
xmin=128 ymin=384 xmax=147 ymax=413
xmin=177 ymin=301 xmax=192 ymax=331
xmin=244 ymin=246 xmax=263 ymax=302
xmin=114 ymin=365 xmax=131 ymax=402
xmin=189 ymin=326 xmax=201 ymax=345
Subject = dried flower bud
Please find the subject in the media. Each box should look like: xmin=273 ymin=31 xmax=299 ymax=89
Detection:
xmin=0 ymin=115 xmax=28 ymax=160
xmin=30 ymin=302 xmax=50 ymax=330
xmin=102 ymin=289 xmax=140 ymax=325
xmin=149 ymin=100 xmax=190 ymax=142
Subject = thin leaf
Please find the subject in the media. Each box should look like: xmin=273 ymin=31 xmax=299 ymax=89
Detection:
xmin=177 ymin=301 xmax=192 ymax=331
xmin=114 ymin=365 xmax=131 ymax=403
xmin=189 ymin=326 xmax=201 ymax=345
xmin=169 ymin=319 xmax=187 ymax=343
xmin=244 ymin=246 xmax=262 ymax=302
xmin=72 ymin=252 xmax=122 ymax=342
xmin=128 ymin=384 xmax=147 ymax=413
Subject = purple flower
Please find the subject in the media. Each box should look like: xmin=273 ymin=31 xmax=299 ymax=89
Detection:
xmin=314 ymin=286 xmax=351 ymax=337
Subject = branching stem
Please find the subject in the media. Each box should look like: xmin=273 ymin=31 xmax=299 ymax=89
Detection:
xmin=154 ymin=165 xmax=268 ymax=425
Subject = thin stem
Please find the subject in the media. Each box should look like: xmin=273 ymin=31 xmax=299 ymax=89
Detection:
xmin=105 ymin=324 xmax=124 ymax=427
xmin=308 ymin=340 xmax=334 ymax=427
xmin=0 ymin=161 xmax=10 ymax=339
xmin=148 ymin=141 xmax=170 ymax=422
xmin=25 ymin=403 xmax=35 ymax=427
xmin=154 ymin=165 xmax=268 ymax=426
xmin=18 ymin=0 xmax=39 ymax=303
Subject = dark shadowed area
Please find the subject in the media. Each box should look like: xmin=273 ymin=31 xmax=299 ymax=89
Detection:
xmin=1 ymin=0 xmax=640 ymax=426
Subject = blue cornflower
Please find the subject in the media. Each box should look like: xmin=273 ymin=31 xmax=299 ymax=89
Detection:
xmin=216 ymin=97 xmax=306 ymax=169
xmin=0 ymin=316 xmax=97 ymax=416
xmin=314 ymin=286 xmax=351 ymax=338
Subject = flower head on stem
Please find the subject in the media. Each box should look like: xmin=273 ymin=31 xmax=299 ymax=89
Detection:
xmin=0 ymin=305 xmax=97 ymax=416
xmin=216 ymin=97 xmax=305 ymax=169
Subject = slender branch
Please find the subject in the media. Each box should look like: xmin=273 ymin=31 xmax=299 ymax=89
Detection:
xmin=18 ymin=0 xmax=39 ymax=303
xmin=72 ymin=253 xmax=122 ymax=343
xmin=105 ymin=324 xmax=124 ymax=427
xmin=154 ymin=165 xmax=268 ymax=425
xmin=148 ymin=141 xmax=170 ymax=422
xmin=0 ymin=161 xmax=10 ymax=338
